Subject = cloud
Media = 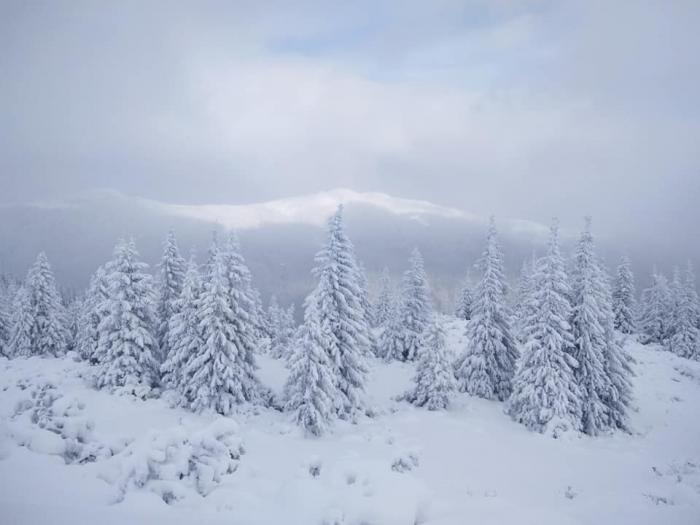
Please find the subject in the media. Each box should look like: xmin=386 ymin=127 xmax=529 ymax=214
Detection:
xmin=0 ymin=0 xmax=698 ymax=257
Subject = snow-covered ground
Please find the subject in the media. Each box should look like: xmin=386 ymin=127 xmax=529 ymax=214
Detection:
xmin=1 ymin=330 xmax=699 ymax=525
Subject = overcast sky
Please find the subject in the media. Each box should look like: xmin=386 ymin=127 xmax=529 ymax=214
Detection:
xmin=1 ymin=0 xmax=699 ymax=249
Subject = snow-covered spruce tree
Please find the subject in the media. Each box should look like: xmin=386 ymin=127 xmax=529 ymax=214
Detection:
xmin=389 ymin=248 xmax=432 ymax=361
xmin=7 ymin=286 xmax=33 ymax=357
xmin=76 ymin=265 xmax=109 ymax=363
xmin=378 ymin=299 xmax=404 ymax=361
xmin=454 ymin=218 xmax=518 ymax=401
xmin=181 ymin=249 xmax=264 ymax=414
xmin=513 ymin=255 xmax=536 ymax=343
xmin=454 ymin=278 xmax=473 ymax=322
xmin=506 ymin=221 xmax=582 ymax=436
xmin=155 ymin=230 xmax=186 ymax=363
xmin=271 ymin=303 xmax=296 ymax=359
xmin=569 ymin=218 xmax=633 ymax=434
xmin=667 ymin=262 xmax=700 ymax=359
xmin=0 ymin=284 xmax=12 ymax=355
xmin=612 ymin=255 xmax=636 ymax=335
xmin=13 ymin=252 xmax=69 ymax=357
xmin=309 ymin=205 xmax=369 ymax=417
xmin=638 ymin=271 xmax=672 ymax=345
xmin=161 ymin=257 xmax=203 ymax=399
xmin=220 ymin=232 xmax=267 ymax=353
xmin=666 ymin=267 xmax=684 ymax=349
xmin=600 ymin=286 xmax=634 ymax=432
xmin=357 ymin=261 xmax=378 ymax=356
xmin=95 ymin=240 xmax=159 ymax=390
xmin=402 ymin=319 xmax=455 ymax=410
xmin=284 ymin=297 xmax=337 ymax=436
xmin=372 ymin=267 xmax=394 ymax=328
xmin=267 ymin=295 xmax=282 ymax=336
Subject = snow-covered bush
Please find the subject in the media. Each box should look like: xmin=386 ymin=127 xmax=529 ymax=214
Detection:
xmin=103 ymin=418 xmax=244 ymax=504
xmin=12 ymin=380 xmax=108 ymax=464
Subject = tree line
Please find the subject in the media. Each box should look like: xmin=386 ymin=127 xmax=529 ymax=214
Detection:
xmin=0 ymin=208 xmax=697 ymax=438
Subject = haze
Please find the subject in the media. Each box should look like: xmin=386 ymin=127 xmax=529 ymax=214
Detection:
xmin=1 ymin=0 xmax=699 ymax=255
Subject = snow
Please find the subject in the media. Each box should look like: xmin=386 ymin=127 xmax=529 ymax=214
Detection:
xmin=1 ymin=337 xmax=700 ymax=524
xmin=148 ymin=188 xmax=471 ymax=230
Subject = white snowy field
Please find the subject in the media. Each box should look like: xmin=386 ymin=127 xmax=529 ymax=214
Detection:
xmin=1 ymin=325 xmax=699 ymax=525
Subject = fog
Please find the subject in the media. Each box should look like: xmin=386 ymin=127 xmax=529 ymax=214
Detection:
xmin=1 ymin=1 xmax=699 ymax=271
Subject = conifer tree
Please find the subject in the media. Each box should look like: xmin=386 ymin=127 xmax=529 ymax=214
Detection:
xmin=270 ymin=301 xmax=297 ymax=359
xmin=390 ymin=248 xmax=432 ymax=361
xmin=7 ymin=252 xmax=68 ymax=357
xmin=668 ymin=262 xmax=700 ymax=359
xmin=219 ymin=232 xmax=266 ymax=356
xmin=357 ymin=261 xmax=378 ymax=356
xmin=181 ymin=250 xmax=264 ymax=414
xmin=155 ymin=230 xmax=186 ymax=363
xmin=402 ymin=319 xmax=455 ymax=410
xmin=454 ymin=218 xmax=518 ymax=401
xmin=309 ymin=206 xmax=369 ymax=417
xmin=161 ymin=257 xmax=203 ymax=399
xmin=0 ymin=284 xmax=12 ymax=355
xmin=612 ymin=255 xmax=636 ymax=334
xmin=513 ymin=255 xmax=536 ymax=343
xmin=379 ymin=299 xmax=405 ymax=361
xmin=507 ymin=221 xmax=582 ymax=436
xmin=95 ymin=240 xmax=159 ymax=390
xmin=7 ymin=286 xmax=33 ymax=357
xmin=638 ymin=271 xmax=672 ymax=345
xmin=76 ymin=265 xmax=109 ymax=362
xmin=372 ymin=267 xmax=394 ymax=328
xmin=284 ymin=297 xmax=337 ymax=436
xmin=267 ymin=295 xmax=282 ymax=337
xmin=569 ymin=219 xmax=633 ymax=434
xmin=454 ymin=277 xmax=473 ymax=322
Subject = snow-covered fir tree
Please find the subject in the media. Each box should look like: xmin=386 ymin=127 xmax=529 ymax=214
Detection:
xmin=7 ymin=285 xmax=33 ymax=357
xmin=507 ymin=221 xmax=582 ymax=437
xmin=309 ymin=205 xmax=369 ymax=417
xmin=180 ymin=248 xmax=265 ymax=414
xmin=372 ymin=267 xmax=394 ymax=328
xmin=569 ymin=218 xmax=632 ymax=434
xmin=513 ymin=255 xmax=536 ymax=343
xmin=357 ymin=261 xmax=378 ymax=356
xmin=401 ymin=319 xmax=455 ymax=410
xmin=600 ymin=289 xmax=634 ymax=432
xmin=569 ymin=219 xmax=610 ymax=435
xmin=267 ymin=295 xmax=282 ymax=337
xmin=161 ymin=257 xmax=203 ymax=399
xmin=638 ymin=270 xmax=672 ymax=345
xmin=612 ymin=255 xmax=636 ymax=334
xmin=155 ymin=230 xmax=186 ymax=363
xmin=0 ymin=283 xmax=12 ymax=355
xmin=454 ymin=277 xmax=473 ymax=321
xmin=7 ymin=252 xmax=69 ymax=357
xmin=270 ymin=302 xmax=297 ymax=359
xmin=95 ymin=240 xmax=159 ymax=390
xmin=76 ymin=265 xmax=109 ymax=363
xmin=220 ymin=232 xmax=267 ymax=353
xmin=284 ymin=297 xmax=337 ymax=436
xmin=386 ymin=248 xmax=432 ymax=361
xmin=454 ymin=218 xmax=518 ymax=401
xmin=667 ymin=262 xmax=700 ymax=359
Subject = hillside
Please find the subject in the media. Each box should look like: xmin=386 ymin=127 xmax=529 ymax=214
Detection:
xmin=1 ymin=327 xmax=699 ymax=525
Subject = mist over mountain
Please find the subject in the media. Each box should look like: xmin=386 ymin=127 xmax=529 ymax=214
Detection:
xmin=0 ymin=189 xmax=691 ymax=311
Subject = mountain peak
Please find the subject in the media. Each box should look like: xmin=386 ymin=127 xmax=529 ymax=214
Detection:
xmin=144 ymin=188 xmax=472 ymax=230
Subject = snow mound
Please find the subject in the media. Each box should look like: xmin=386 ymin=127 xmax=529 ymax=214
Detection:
xmin=10 ymin=380 xmax=109 ymax=463
xmin=100 ymin=418 xmax=245 ymax=504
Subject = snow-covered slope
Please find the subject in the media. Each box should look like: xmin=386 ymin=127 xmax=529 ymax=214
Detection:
xmin=141 ymin=188 xmax=475 ymax=230
xmin=1 ymin=333 xmax=699 ymax=524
